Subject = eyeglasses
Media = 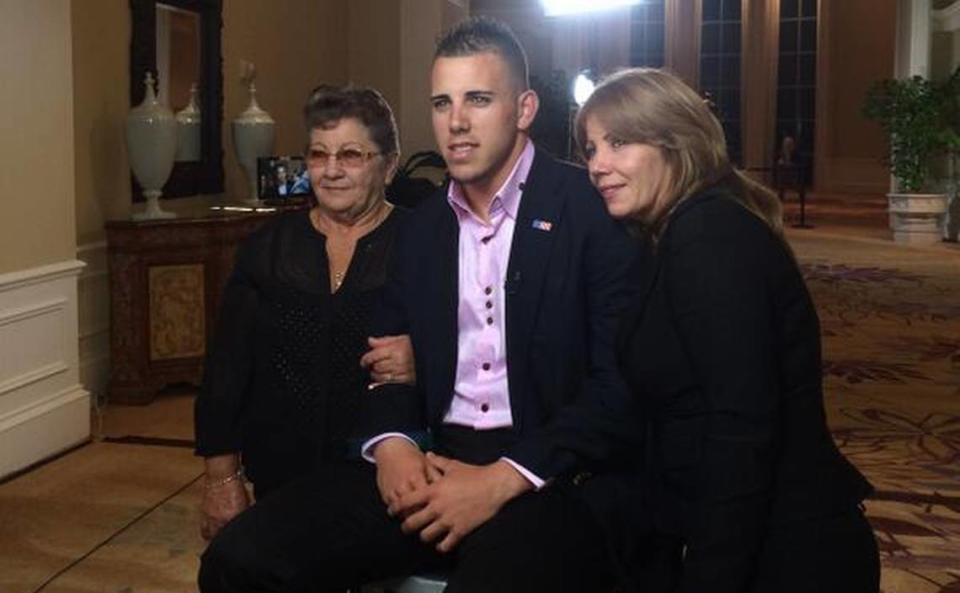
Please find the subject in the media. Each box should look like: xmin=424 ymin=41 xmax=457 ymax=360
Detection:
xmin=306 ymin=147 xmax=382 ymax=168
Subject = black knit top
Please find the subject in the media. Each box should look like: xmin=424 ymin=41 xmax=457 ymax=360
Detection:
xmin=194 ymin=207 xmax=405 ymax=497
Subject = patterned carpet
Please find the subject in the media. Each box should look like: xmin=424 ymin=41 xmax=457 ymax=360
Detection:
xmin=788 ymin=229 xmax=960 ymax=592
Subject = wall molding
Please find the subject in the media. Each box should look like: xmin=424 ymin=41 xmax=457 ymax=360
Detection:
xmin=0 ymin=259 xmax=88 ymax=479
xmin=0 ymin=260 xmax=85 ymax=294
xmin=0 ymin=297 xmax=67 ymax=328
xmin=0 ymin=383 xmax=86 ymax=432
xmin=0 ymin=362 xmax=69 ymax=398
xmin=0 ymin=384 xmax=90 ymax=478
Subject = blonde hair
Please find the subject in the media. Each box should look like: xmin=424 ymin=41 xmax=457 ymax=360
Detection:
xmin=575 ymin=68 xmax=783 ymax=237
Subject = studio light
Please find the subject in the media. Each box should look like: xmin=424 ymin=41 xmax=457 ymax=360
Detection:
xmin=541 ymin=0 xmax=643 ymax=17
xmin=573 ymin=72 xmax=596 ymax=106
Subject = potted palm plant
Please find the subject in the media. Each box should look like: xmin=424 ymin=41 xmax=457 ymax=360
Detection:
xmin=863 ymin=69 xmax=958 ymax=245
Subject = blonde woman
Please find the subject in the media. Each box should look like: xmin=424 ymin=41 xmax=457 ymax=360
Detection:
xmin=574 ymin=69 xmax=879 ymax=592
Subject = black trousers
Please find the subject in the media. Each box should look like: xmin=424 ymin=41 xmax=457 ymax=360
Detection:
xmin=751 ymin=505 xmax=880 ymax=593
xmin=199 ymin=427 xmax=614 ymax=593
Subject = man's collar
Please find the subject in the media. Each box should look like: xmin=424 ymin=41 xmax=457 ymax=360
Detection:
xmin=447 ymin=139 xmax=535 ymax=222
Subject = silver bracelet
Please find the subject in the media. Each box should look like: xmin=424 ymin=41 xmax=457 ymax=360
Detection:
xmin=204 ymin=466 xmax=245 ymax=489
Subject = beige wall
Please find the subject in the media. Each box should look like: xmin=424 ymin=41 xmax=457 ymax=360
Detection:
xmin=71 ymin=0 xmax=349 ymax=244
xmin=222 ymin=0 xmax=348 ymax=198
xmin=0 ymin=0 xmax=76 ymax=275
xmin=816 ymin=0 xmax=897 ymax=193
xmin=399 ymin=0 xmax=442 ymax=157
xmin=72 ymin=0 xmax=130 ymax=246
xmin=348 ymin=0 xmax=402 ymax=111
xmin=348 ymin=0 xmax=469 ymax=158
xmin=398 ymin=0 xmax=471 ymax=157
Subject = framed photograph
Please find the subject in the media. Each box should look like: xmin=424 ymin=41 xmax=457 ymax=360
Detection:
xmin=257 ymin=156 xmax=312 ymax=200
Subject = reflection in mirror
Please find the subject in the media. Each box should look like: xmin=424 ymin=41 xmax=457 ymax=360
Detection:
xmin=130 ymin=0 xmax=223 ymax=199
xmin=157 ymin=3 xmax=201 ymax=162
xmin=156 ymin=4 xmax=199 ymax=111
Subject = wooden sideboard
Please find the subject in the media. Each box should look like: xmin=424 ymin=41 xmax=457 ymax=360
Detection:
xmin=105 ymin=201 xmax=304 ymax=404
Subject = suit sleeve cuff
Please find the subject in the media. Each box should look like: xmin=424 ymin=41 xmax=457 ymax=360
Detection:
xmin=361 ymin=433 xmax=419 ymax=463
xmin=500 ymin=457 xmax=547 ymax=490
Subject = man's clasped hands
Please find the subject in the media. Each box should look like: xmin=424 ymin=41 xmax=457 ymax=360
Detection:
xmin=371 ymin=437 xmax=531 ymax=553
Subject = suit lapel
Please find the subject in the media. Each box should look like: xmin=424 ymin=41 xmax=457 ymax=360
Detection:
xmin=432 ymin=201 xmax=461 ymax=423
xmin=504 ymin=151 xmax=565 ymax=429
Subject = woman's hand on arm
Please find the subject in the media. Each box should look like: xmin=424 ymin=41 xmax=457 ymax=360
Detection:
xmin=199 ymin=453 xmax=251 ymax=541
xmin=361 ymin=335 xmax=416 ymax=386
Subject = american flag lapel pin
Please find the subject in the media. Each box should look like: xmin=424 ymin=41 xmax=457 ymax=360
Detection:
xmin=532 ymin=219 xmax=553 ymax=232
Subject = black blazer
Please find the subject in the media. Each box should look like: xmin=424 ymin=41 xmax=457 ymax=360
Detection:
xmin=358 ymin=148 xmax=638 ymax=477
xmin=617 ymin=186 xmax=873 ymax=591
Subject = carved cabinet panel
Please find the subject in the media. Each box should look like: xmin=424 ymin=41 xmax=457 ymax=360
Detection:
xmin=106 ymin=209 xmax=278 ymax=404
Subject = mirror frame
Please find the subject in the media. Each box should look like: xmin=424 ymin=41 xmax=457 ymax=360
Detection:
xmin=130 ymin=0 xmax=224 ymax=199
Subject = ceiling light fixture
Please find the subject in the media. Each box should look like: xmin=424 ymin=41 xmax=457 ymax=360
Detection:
xmin=541 ymin=0 xmax=643 ymax=17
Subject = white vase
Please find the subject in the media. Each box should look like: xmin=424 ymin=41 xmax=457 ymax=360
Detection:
xmin=887 ymin=192 xmax=948 ymax=245
xmin=126 ymin=72 xmax=177 ymax=220
xmin=232 ymin=82 xmax=275 ymax=203
xmin=175 ymin=83 xmax=201 ymax=162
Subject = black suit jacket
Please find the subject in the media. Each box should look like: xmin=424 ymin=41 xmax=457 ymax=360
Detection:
xmin=358 ymin=148 xmax=638 ymax=478
xmin=616 ymin=185 xmax=873 ymax=592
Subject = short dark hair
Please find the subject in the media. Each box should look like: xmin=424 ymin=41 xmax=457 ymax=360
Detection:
xmin=303 ymin=85 xmax=399 ymax=155
xmin=434 ymin=16 xmax=529 ymax=91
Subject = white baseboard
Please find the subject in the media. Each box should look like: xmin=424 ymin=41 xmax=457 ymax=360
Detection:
xmin=0 ymin=385 xmax=90 ymax=477
xmin=0 ymin=259 xmax=88 ymax=479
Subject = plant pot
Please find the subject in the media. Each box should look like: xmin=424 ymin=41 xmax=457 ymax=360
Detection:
xmin=887 ymin=192 xmax=949 ymax=245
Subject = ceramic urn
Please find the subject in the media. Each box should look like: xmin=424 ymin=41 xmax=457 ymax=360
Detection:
xmin=175 ymin=83 xmax=202 ymax=162
xmin=232 ymin=81 xmax=275 ymax=202
xmin=126 ymin=72 xmax=177 ymax=220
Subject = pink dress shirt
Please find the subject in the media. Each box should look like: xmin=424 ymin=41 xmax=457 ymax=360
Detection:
xmin=364 ymin=140 xmax=544 ymax=487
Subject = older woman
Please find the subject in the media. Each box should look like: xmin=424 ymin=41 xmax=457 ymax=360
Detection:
xmin=194 ymin=85 xmax=412 ymax=540
xmin=575 ymin=69 xmax=879 ymax=592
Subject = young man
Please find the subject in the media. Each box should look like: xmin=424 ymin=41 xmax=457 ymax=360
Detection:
xmin=199 ymin=17 xmax=640 ymax=593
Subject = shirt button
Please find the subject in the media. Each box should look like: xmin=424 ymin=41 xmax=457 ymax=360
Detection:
xmin=480 ymin=403 xmax=490 ymax=413
xmin=482 ymin=362 xmax=491 ymax=371
xmin=484 ymin=286 xmax=493 ymax=295
xmin=486 ymin=317 xmax=494 ymax=325
xmin=485 ymin=301 xmax=493 ymax=309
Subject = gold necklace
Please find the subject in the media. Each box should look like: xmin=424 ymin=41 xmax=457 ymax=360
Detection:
xmin=312 ymin=201 xmax=391 ymax=291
